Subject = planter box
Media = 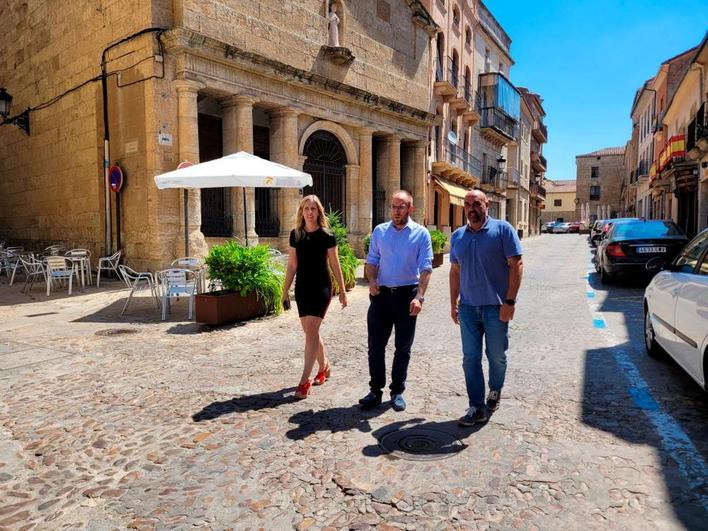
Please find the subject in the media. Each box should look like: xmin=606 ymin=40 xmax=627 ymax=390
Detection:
xmin=432 ymin=253 xmax=444 ymax=268
xmin=195 ymin=290 xmax=267 ymax=326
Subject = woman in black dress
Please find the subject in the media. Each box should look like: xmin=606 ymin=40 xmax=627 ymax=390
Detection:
xmin=283 ymin=195 xmax=347 ymax=398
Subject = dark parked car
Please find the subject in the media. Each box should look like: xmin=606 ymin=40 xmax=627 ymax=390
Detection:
xmin=595 ymin=220 xmax=688 ymax=283
xmin=590 ymin=217 xmax=639 ymax=246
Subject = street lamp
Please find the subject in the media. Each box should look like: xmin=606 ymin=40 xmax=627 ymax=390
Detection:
xmin=496 ymin=155 xmax=506 ymax=172
xmin=0 ymin=88 xmax=30 ymax=135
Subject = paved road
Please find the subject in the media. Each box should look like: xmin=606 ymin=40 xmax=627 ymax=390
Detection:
xmin=0 ymin=234 xmax=706 ymax=530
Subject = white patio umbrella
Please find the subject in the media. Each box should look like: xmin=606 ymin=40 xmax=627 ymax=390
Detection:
xmin=154 ymin=151 xmax=313 ymax=254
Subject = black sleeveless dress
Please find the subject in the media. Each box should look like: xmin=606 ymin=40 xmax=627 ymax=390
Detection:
xmin=289 ymin=228 xmax=337 ymax=318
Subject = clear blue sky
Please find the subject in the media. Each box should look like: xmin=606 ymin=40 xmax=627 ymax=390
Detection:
xmin=484 ymin=0 xmax=708 ymax=182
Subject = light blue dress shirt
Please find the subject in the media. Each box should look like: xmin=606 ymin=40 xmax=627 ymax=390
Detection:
xmin=366 ymin=218 xmax=433 ymax=287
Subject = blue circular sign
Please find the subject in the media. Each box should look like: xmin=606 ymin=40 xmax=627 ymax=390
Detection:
xmin=109 ymin=165 xmax=123 ymax=193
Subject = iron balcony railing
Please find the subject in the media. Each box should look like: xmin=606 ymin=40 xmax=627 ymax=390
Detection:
xmin=539 ymin=154 xmax=547 ymax=169
xmin=686 ymin=102 xmax=706 ymax=153
xmin=463 ymin=84 xmax=479 ymax=109
xmin=509 ymin=167 xmax=520 ymax=185
xmin=530 ymin=182 xmax=546 ymax=199
xmin=479 ymin=107 xmax=519 ymax=141
xmin=533 ymin=121 xmax=548 ymax=141
xmin=481 ymin=166 xmax=507 ymax=190
xmin=436 ymin=57 xmax=459 ymax=88
xmin=445 ymin=140 xmax=481 ymax=178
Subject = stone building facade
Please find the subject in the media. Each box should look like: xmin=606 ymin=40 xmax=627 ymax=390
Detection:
xmin=521 ymin=89 xmax=547 ymax=235
xmin=541 ymin=180 xmax=576 ymax=223
xmin=575 ymin=147 xmax=625 ymax=222
xmin=0 ymin=1 xmax=438 ymax=268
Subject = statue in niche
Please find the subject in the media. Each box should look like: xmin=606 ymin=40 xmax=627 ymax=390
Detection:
xmin=328 ymin=2 xmax=340 ymax=47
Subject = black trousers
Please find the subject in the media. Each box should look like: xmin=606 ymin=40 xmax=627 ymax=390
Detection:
xmin=367 ymin=285 xmax=418 ymax=396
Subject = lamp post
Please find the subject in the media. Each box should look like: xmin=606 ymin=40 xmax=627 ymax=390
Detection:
xmin=0 ymin=88 xmax=30 ymax=135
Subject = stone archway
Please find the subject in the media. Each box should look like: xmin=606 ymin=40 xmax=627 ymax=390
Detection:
xmin=299 ymin=120 xmax=358 ymax=166
xmin=302 ymin=130 xmax=348 ymax=219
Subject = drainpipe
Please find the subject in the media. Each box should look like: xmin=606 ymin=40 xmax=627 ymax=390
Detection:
xmin=100 ymin=27 xmax=165 ymax=255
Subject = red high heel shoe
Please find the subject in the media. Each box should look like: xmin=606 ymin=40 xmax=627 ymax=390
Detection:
xmin=295 ymin=380 xmax=312 ymax=398
xmin=313 ymin=363 xmax=331 ymax=386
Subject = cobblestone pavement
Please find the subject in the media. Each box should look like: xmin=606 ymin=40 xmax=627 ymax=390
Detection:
xmin=0 ymin=235 xmax=706 ymax=530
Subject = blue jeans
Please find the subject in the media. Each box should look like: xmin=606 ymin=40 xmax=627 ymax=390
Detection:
xmin=458 ymin=304 xmax=509 ymax=409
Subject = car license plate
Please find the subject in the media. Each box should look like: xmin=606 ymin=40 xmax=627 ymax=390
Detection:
xmin=637 ymin=246 xmax=666 ymax=253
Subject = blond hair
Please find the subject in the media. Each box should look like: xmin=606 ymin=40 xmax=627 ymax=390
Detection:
xmin=292 ymin=195 xmax=332 ymax=242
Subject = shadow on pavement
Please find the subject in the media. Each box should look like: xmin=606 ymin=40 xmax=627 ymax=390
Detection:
xmin=286 ymin=404 xmax=390 ymax=440
xmin=192 ymin=388 xmax=300 ymax=422
xmin=361 ymin=417 xmax=486 ymax=458
xmin=582 ymin=270 xmax=708 ymax=529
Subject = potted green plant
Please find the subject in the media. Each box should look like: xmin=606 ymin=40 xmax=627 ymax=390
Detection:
xmin=326 ymin=211 xmax=358 ymax=291
xmin=195 ymin=242 xmax=284 ymax=325
xmin=428 ymin=228 xmax=447 ymax=268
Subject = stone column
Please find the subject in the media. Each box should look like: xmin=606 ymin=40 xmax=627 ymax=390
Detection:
xmin=345 ymin=164 xmax=360 ymax=234
xmin=411 ymin=140 xmax=428 ymax=224
xmin=175 ymin=80 xmax=207 ymax=258
xmin=222 ymin=94 xmax=258 ymax=245
xmin=357 ymin=128 xmax=374 ymax=236
xmin=269 ymin=108 xmax=300 ymax=241
xmin=385 ymin=135 xmax=401 ymax=202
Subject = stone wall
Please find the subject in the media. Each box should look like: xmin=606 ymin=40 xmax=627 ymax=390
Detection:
xmin=575 ymin=153 xmax=624 ymax=220
xmin=0 ymin=1 xmax=163 ymax=263
xmin=176 ymin=0 xmax=431 ymax=112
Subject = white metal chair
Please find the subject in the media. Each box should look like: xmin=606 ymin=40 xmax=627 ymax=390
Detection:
xmin=19 ymin=255 xmax=46 ymax=293
xmin=118 ymin=265 xmax=160 ymax=316
xmin=45 ymin=256 xmax=75 ymax=296
xmin=97 ymin=250 xmax=122 ymax=287
xmin=43 ymin=245 xmax=65 ymax=256
xmin=4 ymin=248 xmax=26 ymax=286
xmin=66 ymin=249 xmax=92 ymax=287
xmin=157 ymin=268 xmax=197 ymax=321
xmin=170 ymin=257 xmax=205 ymax=293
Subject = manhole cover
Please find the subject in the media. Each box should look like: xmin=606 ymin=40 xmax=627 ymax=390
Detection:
xmin=378 ymin=427 xmax=464 ymax=461
xmin=94 ymin=328 xmax=140 ymax=337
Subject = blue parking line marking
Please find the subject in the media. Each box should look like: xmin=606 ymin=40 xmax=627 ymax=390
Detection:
xmin=628 ymin=386 xmax=659 ymax=410
xmin=592 ymin=317 xmax=606 ymax=328
xmin=586 ymin=290 xmax=595 ymax=299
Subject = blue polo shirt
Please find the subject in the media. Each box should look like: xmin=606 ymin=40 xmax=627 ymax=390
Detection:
xmin=450 ymin=217 xmax=522 ymax=306
xmin=366 ymin=218 xmax=433 ymax=287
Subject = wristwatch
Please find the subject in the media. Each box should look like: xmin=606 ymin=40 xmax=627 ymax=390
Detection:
xmin=504 ymin=298 xmax=516 ymax=306
xmin=415 ymin=294 xmax=425 ymax=303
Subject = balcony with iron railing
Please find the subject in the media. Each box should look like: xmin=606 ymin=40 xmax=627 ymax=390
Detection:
xmin=432 ymin=140 xmax=482 ymax=186
xmin=532 ymin=121 xmax=547 ymax=143
xmin=652 ymin=135 xmax=686 ymax=180
xmin=477 ymin=72 xmax=520 ymax=144
xmin=686 ymin=102 xmax=707 ymax=157
xmin=508 ymin=167 xmax=520 ymax=187
xmin=531 ymin=150 xmax=546 ymax=172
xmin=461 ymin=84 xmax=481 ymax=123
xmin=480 ymin=166 xmax=508 ymax=192
xmin=530 ymin=182 xmax=546 ymax=199
xmin=434 ymin=57 xmax=459 ymax=97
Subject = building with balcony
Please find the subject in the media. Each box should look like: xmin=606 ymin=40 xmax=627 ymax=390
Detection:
xmin=655 ymin=34 xmax=708 ymax=236
xmin=505 ymin=87 xmax=532 ymax=237
xmin=422 ymin=0 xmax=479 ymax=238
xmin=519 ymin=89 xmax=547 ymax=235
xmin=0 ymin=1 xmax=438 ymax=266
xmin=575 ymin=147 xmax=625 ymax=223
xmin=644 ymin=45 xmax=697 ymax=223
xmin=541 ymin=180 xmax=576 ymax=223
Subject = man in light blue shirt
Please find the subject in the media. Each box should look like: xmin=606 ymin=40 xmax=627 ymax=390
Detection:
xmin=360 ymin=190 xmax=433 ymax=412
xmin=450 ymin=189 xmax=523 ymax=426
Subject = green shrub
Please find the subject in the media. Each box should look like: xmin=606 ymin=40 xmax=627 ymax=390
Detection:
xmin=204 ymin=241 xmax=284 ymax=314
xmin=428 ymin=228 xmax=447 ymax=254
xmin=363 ymin=233 xmax=371 ymax=255
xmin=326 ymin=210 xmax=358 ymax=291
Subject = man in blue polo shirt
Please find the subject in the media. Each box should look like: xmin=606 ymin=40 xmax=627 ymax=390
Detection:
xmin=360 ymin=190 xmax=433 ymax=412
xmin=450 ymin=189 xmax=523 ymax=426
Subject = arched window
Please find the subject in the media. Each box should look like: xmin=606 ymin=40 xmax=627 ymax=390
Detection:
xmin=465 ymin=27 xmax=472 ymax=46
xmin=436 ymin=33 xmax=445 ymax=82
xmin=451 ymin=49 xmax=459 ymax=88
xmin=452 ymin=6 xmax=460 ymax=27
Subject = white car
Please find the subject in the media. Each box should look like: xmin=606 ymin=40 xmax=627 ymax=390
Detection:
xmin=644 ymin=228 xmax=708 ymax=391
xmin=552 ymin=222 xmax=571 ymax=233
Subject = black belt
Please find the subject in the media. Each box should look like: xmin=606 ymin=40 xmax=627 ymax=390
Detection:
xmin=379 ymin=284 xmax=418 ymax=293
